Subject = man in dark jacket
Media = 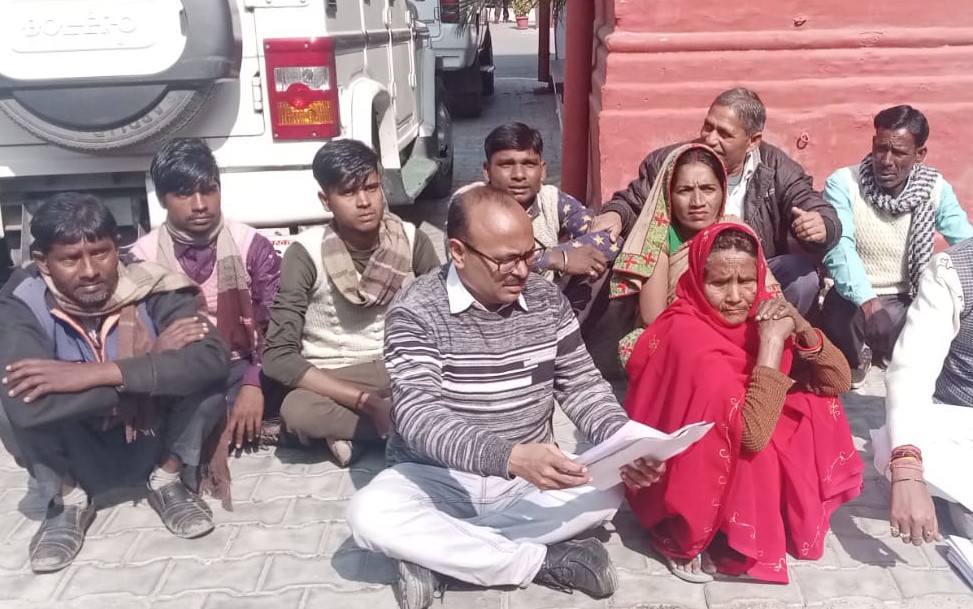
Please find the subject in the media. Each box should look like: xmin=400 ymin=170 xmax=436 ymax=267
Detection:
xmin=594 ymin=88 xmax=840 ymax=314
xmin=0 ymin=193 xmax=230 ymax=573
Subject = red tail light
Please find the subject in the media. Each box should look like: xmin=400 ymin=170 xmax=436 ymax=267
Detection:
xmin=440 ymin=0 xmax=460 ymax=23
xmin=264 ymin=38 xmax=340 ymax=141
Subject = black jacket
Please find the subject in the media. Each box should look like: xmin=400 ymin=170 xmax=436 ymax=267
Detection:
xmin=602 ymin=141 xmax=841 ymax=259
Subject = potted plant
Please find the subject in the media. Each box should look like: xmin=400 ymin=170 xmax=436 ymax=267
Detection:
xmin=511 ymin=0 xmax=533 ymax=29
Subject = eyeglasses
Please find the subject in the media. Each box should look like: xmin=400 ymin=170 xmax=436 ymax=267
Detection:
xmin=461 ymin=239 xmax=546 ymax=275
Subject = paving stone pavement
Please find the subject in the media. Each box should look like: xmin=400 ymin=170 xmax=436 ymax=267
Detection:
xmin=2 ymin=25 xmax=973 ymax=609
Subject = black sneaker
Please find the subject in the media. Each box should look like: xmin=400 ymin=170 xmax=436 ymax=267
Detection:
xmin=147 ymin=481 xmax=214 ymax=539
xmin=396 ymin=560 xmax=443 ymax=609
xmin=29 ymin=501 xmax=96 ymax=573
xmin=534 ymin=538 xmax=617 ymax=598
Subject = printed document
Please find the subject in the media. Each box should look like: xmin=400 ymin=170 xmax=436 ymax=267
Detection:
xmin=576 ymin=420 xmax=714 ymax=490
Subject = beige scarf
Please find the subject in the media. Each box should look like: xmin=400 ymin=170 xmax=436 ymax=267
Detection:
xmin=44 ymin=261 xmax=197 ymax=441
xmin=156 ymin=218 xmax=259 ymax=354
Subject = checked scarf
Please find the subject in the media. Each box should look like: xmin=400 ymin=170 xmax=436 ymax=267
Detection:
xmin=322 ymin=213 xmax=412 ymax=307
xmin=156 ymin=218 xmax=259 ymax=355
xmin=858 ymin=156 xmax=940 ymax=297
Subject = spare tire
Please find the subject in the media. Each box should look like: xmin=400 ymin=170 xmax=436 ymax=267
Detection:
xmin=0 ymin=0 xmax=238 ymax=152
xmin=0 ymin=86 xmax=215 ymax=152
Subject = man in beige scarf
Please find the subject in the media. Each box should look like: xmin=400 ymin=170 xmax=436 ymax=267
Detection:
xmin=263 ymin=139 xmax=440 ymax=466
xmin=132 ymin=138 xmax=281 ymax=462
xmin=0 ymin=193 xmax=230 ymax=573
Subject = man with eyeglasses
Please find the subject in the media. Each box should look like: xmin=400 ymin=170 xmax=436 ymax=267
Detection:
xmin=348 ymin=185 xmax=666 ymax=609
xmin=451 ymin=123 xmax=620 ymax=323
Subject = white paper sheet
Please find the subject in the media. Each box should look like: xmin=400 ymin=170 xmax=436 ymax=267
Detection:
xmin=575 ymin=420 xmax=715 ymax=491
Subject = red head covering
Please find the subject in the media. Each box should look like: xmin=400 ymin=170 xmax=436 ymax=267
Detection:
xmin=622 ymin=222 xmax=861 ymax=583
xmin=627 ymin=222 xmax=789 ymax=382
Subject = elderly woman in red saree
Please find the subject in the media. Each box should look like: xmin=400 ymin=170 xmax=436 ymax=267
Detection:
xmin=623 ymin=223 xmax=862 ymax=584
xmin=610 ymin=143 xmax=779 ymax=363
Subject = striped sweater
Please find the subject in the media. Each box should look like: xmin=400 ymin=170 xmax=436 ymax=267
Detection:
xmin=384 ymin=264 xmax=629 ymax=478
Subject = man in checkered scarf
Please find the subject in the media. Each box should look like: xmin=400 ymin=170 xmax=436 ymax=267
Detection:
xmin=821 ymin=105 xmax=973 ymax=388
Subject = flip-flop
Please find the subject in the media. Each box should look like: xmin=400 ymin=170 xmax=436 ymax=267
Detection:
xmin=665 ymin=555 xmax=714 ymax=584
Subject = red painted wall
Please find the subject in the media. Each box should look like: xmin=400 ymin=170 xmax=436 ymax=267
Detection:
xmin=588 ymin=1 xmax=973 ymax=220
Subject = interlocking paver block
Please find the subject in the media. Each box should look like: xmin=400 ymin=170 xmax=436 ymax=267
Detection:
xmin=94 ymin=502 xmax=169 ymax=536
xmin=506 ymin=583 xmax=607 ymax=609
xmin=228 ymin=451 xmax=306 ymax=478
xmin=793 ymin=564 xmax=901 ymax=604
xmin=129 ymin=527 xmax=233 ymax=564
xmin=283 ymin=497 xmax=348 ymax=525
xmin=0 ymin=569 xmax=66 ymax=603
xmin=262 ymin=553 xmax=374 ymax=592
xmin=226 ymin=522 xmax=328 ymax=558
xmin=704 ymin=576 xmax=804 ymax=608
xmin=0 ymin=538 xmax=28 ymax=570
xmin=149 ymin=592 xmax=208 ymax=609
xmin=320 ymin=521 xmax=355 ymax=556
xmin=201 ymin=588 xmax=304 ymax=609
xmin=70 ymin=530 xmax=141 ymax=566
xmin=304 ymin=585 xmax=396 ymax=609
xmin=59 ymin=561 xmax=168 ymax=600
xmin=207 ymin=497 xmax=291 ymax=526
xmin=891 ymin=566 xmax=973 ymax=599
xmin=249 ymin=471 xmax=348 ymax=501
xmin=827 ymin=529 xmax=929 ymax=569
xmin=160 ymin=556 xmax=267 ymax=596
xmin=610 ymin=571 xmax=708 ymax=609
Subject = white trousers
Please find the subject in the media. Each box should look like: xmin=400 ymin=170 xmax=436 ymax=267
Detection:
xmin=347 ymin=462 xmax=623 ymax=587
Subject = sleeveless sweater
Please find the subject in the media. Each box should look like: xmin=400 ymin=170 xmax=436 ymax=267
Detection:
xmin=131 ymin=220 xmax=256 ymax=358
xmin=291 ymin=222 xmax=416 ymax=369
xmin=840 ymin=166 xmax=945 ymax=296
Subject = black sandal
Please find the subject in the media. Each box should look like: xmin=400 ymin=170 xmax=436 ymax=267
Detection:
xmin=147 ymin=481 xmax=214 ymax=539
xmin=29 ymin=502 xmax=96 ymax=573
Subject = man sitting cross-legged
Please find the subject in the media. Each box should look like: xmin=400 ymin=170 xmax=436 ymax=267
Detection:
xmin=262 ymin=139 xmax=440 ymax=466
xmin=0 ymin=193 xmax=230 ymax=573
xmin=131 ymin=138 xmax=282 ymax=494
xmin=348 ymin=185 xmax=665 ymax=609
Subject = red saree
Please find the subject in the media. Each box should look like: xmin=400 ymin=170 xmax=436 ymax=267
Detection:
xmin=623 ymin=223 xmax=862 ymax=583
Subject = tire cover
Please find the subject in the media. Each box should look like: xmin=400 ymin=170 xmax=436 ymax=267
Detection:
xmin=0 ymin=87 xmax=214 ymax=152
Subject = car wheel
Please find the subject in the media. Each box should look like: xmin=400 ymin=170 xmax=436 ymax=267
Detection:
xmin=481 ymin=68 xmax=495 ymax=97
xmin=422 ymin=97 xmax=454 ymax=199
xmin=479 ymin=31 xmax=495 ymax=97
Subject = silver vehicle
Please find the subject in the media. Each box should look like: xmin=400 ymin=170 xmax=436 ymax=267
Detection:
xmin=0 ymin=0 xmax=454 ymax=275
xmin=412 ymin=0 xmax=495 ymax=117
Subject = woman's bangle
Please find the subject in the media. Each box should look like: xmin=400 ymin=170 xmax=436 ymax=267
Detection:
xmin=891 ymin=477 xmax=926 ymax=485
xmin=891 ymin=444 xmax=923 ymax=457
xmin=560 ymin=249 xmax=568 ymax=273
xmin=792 ymin=327 xmax=823 ymax=352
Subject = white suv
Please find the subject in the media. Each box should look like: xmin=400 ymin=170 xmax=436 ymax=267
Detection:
xmin=411 ymin=0 xmax=495 ymax=117
xmin=0 ymin=0 xmax=453 ymax=272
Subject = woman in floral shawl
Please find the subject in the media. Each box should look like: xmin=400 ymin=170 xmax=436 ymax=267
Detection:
xmin=609 ymin=143 xmax=779 ymax=362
